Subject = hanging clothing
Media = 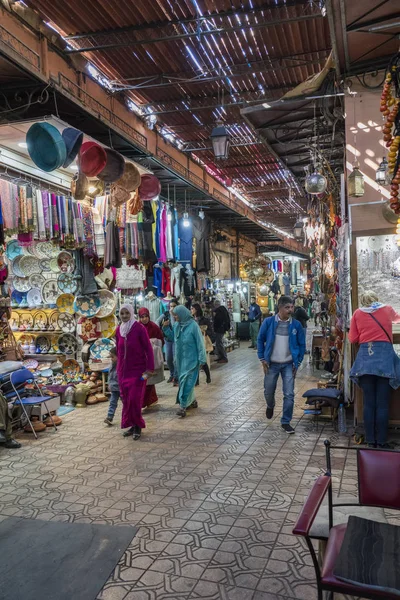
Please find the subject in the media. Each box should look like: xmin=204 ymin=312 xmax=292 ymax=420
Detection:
xmin=151 ymin=200 xmax=157 ymax=255
xmin=163 ymin=306 xmax=206 ymax=409
xmin=153 ymin=265 xmax=163 ymax=297
xmin=159 ymin=204 xmax=167 ymax=263
xmin=180 ymin=266 xmax=198 ymax=297
xmin=171 ymin=265 xmax=182 ymax=298
xmin=192 ymin=215 xmax=211 ymax=273
xmin=178 ymin=217 xmax=193 ymax=264
xmin=104 ymin=221 xmax=122 ymax=268
xmin=282 ymin=274 xmax=291 ymax=295
xmin=166 ymin=206 xmax=174 ymax=261
xmin=116 ymin=321 xmax=154 ymax=430
xmin=155 ymin=201 xmax=161 ymax=260
xmin=173 ymin=208 xmax=179 ymax=261
xmin=162 ymin=266 xmax=171 ymax=295
xmin=141 ymin=295 xmax=161 ymax=322
xmin=141 ymin=203 xmax=156 ymax=262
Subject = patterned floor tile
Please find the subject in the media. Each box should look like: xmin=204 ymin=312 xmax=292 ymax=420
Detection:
xmin=189 ymin=580 xmax=255 ymax=599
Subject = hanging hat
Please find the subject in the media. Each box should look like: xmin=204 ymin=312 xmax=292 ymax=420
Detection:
xmin=111 ymin=185 xmax=130 ymax=207
xmin=97 ymin=149 xmax=125 ymax=184
xmin=26 ymin=122 xmax=67 ymax=172
xmin=62 ymin=128 xmax=83 ymax=168
xmin=79 ymin=141 xmax=107 ymax=177
xmin=71 ymin=172 xmax=89 ymax=200
xmin=115 ymin=162 xmax=141 ymax=192
xmin=138 ymin=174 xmax=161 ymax=201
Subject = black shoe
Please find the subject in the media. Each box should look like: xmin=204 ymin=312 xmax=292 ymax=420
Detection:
xmin=104 ymin=418 xmax=113 ymax=426
xmin=4 ymin=439 xmax=21 ymax=449
xmin=133 ymin=427 xmax=141 ymax=441
xmin=176 ymin=408 xmax=186 ymax=418
xmin=248 ymin=345 xmax=255 ymax=349
xmin=191 ymin=400 xmax=198 ymax=409
xmin=206 ymin=376 xmax=211 ymax=384
xmin=0 ymin=430 xmax=6 ymax=444
xmin=281 ymin=424 xmax=295 ymax=434
xmin=123 ymin=427 xmax=134 ymax=437
xmin=266 ymin=407 xmax=274 ymax=420
xmin=167 ymin=376 xmax=173 ymax=383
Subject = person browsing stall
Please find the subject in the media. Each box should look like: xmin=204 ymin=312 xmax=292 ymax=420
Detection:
xmin=248 ymin=296 xmax=262 ymax=349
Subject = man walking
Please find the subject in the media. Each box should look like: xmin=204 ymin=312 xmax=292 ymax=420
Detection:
xmin=257 ymin=295 xmax=305 ymax=434
xmin=213 ymin=301 xmax=230 ymax=364
xmin=248 ymin=295 xmax=262 ymax=349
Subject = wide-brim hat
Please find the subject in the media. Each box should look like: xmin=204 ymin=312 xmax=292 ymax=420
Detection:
xmin=26 ymin=122 xmax=67 ymax=172
xmin=71 ymin=172 xmax=89 ymax=200
xmin=79 ymin=141 xmax=107 ymax=177
xmin=111 ymin=185 xmax=130 ymax=207
xmin=62 ymin=127 xmax=83 ymax=168
xmin=139 ymin=174 xmax=161 ymax=201
xmin=115 ymin=162 xmax=141 ymax=192
xmin=98 ymin=149 xmax=125 ymax=183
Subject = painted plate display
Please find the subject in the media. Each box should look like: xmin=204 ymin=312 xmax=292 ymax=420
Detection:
xmin=99 ymin=315 xmax=117 ymax=339
xmin=74 ymin=294 xmax=100 ymax=317
xmin=57 ymin=312 xmax=75 ymax=333
xmin=97 ymin=290 xmax=116 ymax=318
xmin=47 ymin=310 xmax=60 ymax=332
xmin=29 ymin=273 xmax=45 ymax=288
xmin=77 ymin=316 xmax=101 ymax=342
xmin=20 ymin=255 xmax=41 ymax=276
xmin=57 ymin=273 xmax=77 ymax=294
xmin=39 ymin=369 xmax=53 ymax=378
xmin=56 ymin=293 xmax=75 ymax=314
xmin=50 ymin=258 xmax=60 ymax=273
xmin=58 ymin=333 xmax=78 ymax=355
xmin=37 ymin=362 xmax=52 ymax=371
xmin=33 ymin=310 xmax=48 ymax=331
xmin=36 ymin=241 xmax=57 ymax=258
xmin=11 ymin=290 xmax=27 ymax=307
xmin=90 ymin=337 xmax=115 ymax=359
xmin=13 ymin=277 xmax=31 ymax=293
xmin=36 ymin=335 xmax=51 ymax=353
xmin=18 ymin=312 xmax=33 ymax=330
xmin=57 ymin=251 xmax=75 ymax=273
xmin=6 ymin=240 xmax=22 ymax=261
xmin=41 ymin=279 xmax=59 ymax=306
xmin=27 ymin=287 xmax=42 ymax=307
xmin=12 ymin=256 xmax=26 ymax=278
xmin=40 ymin=259 xmax=51 ymax=272
xmin=23 ymin=358 xmax=39 ymax=370
xmin=63 ymin=359 xmax=80 ymax=377
xmin=10 ymin=311 xmax=20 ymax=330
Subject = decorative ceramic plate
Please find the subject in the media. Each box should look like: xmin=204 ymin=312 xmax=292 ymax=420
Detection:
xmin=74 ymin=294 xmax=100 ymax=317
xmin=20 ymin=255 xmax=41 ymax=277
xmin=27 ymin=287 xmax=42 ymax=307
xmin=57 ymin=312 xmax=75 ymax=333
xmin=33 ymin=310 xmax=48 ymax=330
xmin=99 ymin=315 xmax=117 ymax=339
xmin=39 ymin=369 xmax=53 ymax=378
xmin=58 ymin=273 xmax=77 ymax=294
xmin=6 ymin=240 xmax=22 ymax=261
xmin=50 ymin=258 xmax=60 ymax=273
xmin=13 ymin=277 xmax=31 ymax=293
xmin=63 ymin=359 xmax=80 ymax=377
xmin=58 ymin=333 xmax=78 ymax=355
xmin=12 ymin=256 xmax=25 ymax=278
xmin=40 ymin=259 xmax=51 ymax=272
xmin=36 ymin=241 xmax=57 ymax=258
xmin=10 ymin=311 xmax=20 ymax=330
xmin=90 ymin=337 xmax=115 ymax=360
xmin=97 ymin=290 xmax=116 ymax=318
xmin=41 ymin=279 xmax=59 ymax=306
xmin=22 ymin=358 xmax=39 ymax=370
xmin=18 ymin=312 xmax=33 ymax=330
xmin=48 ymin=310 xmax=60 ymax=331
xmin=57 ymin=251 xmax=75 ymax=273
xmin=29 ymin=273 xmax=45 ymax=289
xmin=56 ymin=293 xmax=75 ymax=314
xmin=37 ymin=362 xmax=52 ymax=371
xmin=19 ymin=333 xmax=34 ymax=345
xmin=36 ymin=335 xmax=51 ymax=353
xmin=77 ymin=316 xmax=101 ymax=342
xmin=11 ymin=290 xmax=27 ymax=307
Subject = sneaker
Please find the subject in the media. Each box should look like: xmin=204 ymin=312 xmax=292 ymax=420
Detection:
xmin=216 ymin=359 xmax=228 ymax=364
xmin=266 ymin=407 xmax=274 ymax=420
xmin=281 ymin=424 xmax=295 ymax=434
xmin=4 ymin=439 xmax=21 ymax=449
xmin=123 ymin=427 xmax=134 ymax=437
xmin=176 ymin=408 xmax=186 ymax=418
xmin=104 ymin=418 xmax=113 ymax=426
xmin=206 ymin=376 xmax=211 ymax=384
xmin=173 ymin=380 xmax=179 ymax=387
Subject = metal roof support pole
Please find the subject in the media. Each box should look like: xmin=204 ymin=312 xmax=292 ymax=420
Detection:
xmin=325 ymin=0 xmax=343 ymax=80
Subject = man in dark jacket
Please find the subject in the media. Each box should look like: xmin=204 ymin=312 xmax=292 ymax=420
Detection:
xmin=294 ymin=305 xmax=310 ymax=354
xmin=213 ymin=301 xmax=230 ymax=364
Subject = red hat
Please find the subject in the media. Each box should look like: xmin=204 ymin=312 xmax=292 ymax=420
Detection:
xmin=138 ymin=174 xmax=161 ymax=201
xmin=78 ymin=142 xmax=107 ymax=177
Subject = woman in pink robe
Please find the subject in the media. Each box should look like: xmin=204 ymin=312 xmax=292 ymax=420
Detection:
xmin=116 ymin=304 xmax=154 ymax=440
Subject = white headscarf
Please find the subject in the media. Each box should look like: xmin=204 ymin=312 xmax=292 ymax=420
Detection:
xmin=119 ymin=303 xmax=137 ymax=338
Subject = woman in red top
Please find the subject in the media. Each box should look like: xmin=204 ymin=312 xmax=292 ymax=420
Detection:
xmin=349 ymin=291 xmax=400 ymax=447
xmin=138 ymin=307 xmax=164 ymax=408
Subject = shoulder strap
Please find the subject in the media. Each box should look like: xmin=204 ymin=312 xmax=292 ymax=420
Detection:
xmin=368 ymin=312 xmax=391 ymax=342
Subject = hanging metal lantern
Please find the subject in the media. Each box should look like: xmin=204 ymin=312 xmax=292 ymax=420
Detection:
xmin=305 ymin=171 xmax=327 ymax=195
xmin=348 ymin=166 xmax=365 ymax=197
xmin=210 ymin=121 xmax=230 ymax=160
xmin=376 ymin=158 xmax=390 ymax=186
xmin=293 ymin=220 xmax=304 ymax=240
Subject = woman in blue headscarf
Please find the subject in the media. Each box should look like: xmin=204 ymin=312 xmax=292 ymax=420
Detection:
xmin=163 ymin=305 xmax=206 ymax=417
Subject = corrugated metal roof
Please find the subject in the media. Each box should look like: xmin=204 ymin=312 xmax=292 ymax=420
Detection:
xmin=25 ymin=0 xmax=333 ymax=227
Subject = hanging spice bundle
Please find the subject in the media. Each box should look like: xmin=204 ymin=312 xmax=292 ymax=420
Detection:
xmin=380 ymin=53 xmax=400 ymax=212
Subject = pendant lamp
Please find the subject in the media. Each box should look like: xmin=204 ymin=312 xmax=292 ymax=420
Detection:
xmin=210 ymin=121 xmax=230 ymax=160
xmin=348 ymin=165 xmax=365 ymax=197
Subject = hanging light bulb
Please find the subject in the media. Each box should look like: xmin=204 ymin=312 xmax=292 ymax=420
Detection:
xmin=305 ymin=171 xmax=327 ymax=195
xmin=183 ymin=212 xmax=190 ymax=227
xmin=198 ymin=209 xmax=205 ymax=219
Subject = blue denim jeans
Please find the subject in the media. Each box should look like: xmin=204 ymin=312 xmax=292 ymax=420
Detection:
xmin=107 ymin=391 xmax=120 ymax=420
xmin=165 ymin=340 xmax=175 ymax=379
xmin=358 ymin=374 xmax=391 ymax=445
xmin=264 ymin=362 xmax=295 ymax=425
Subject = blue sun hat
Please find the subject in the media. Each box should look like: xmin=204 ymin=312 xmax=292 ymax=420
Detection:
xmin=26 ymin=122 xmax=67 ymax=172
xmin=62 ymin=127 xmax=83 ymax=168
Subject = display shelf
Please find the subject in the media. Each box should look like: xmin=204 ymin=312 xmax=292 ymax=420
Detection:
xmin=13 ymin=330 xmax=63 ymax=334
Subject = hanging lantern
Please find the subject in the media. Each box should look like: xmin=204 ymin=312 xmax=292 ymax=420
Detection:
xmin=348 ymin=165 xmax=365 ymax=197
xmin=305 ymin=171 xmax=327 ymax=195
xmin=376 ymin=158 xmax=389 ymax=186
xmin=210 ymin=121 xmax=230 ymax=160
xmin=293 ymin=220 xmax=304 ymax=240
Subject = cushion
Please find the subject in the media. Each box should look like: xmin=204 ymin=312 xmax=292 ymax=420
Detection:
xmin=0 ymin=361 xmax=23 ymax=377
xmin=303 ymin=387 xmax=342 ymax=398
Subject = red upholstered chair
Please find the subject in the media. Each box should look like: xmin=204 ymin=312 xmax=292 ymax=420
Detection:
xmin=293 ymin=443 xmax=400 ymax=600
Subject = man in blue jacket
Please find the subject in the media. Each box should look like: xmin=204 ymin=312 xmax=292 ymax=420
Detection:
xmin=257 ymin=295 xmax=305 ymax=434
xmin=248 ymin=296 xmax=262 ymax=349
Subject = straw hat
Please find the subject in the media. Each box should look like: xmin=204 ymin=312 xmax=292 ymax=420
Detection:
xmin=79 ymin=141 xmax=107 ymax=177
xmin=71 ymin=172 xmax=89 ymax=200
xmin=62 ymin=127 xmax=83 ymax=168
xmin=115 ymin=162 xmax=141 ymax=192
xmin=98 ymin=149 xmax=125 ymax=183
xmin=138 ymin=174 xmax=161 ymax=201
xmin=26 ymin=122 xmax=67 ymax=172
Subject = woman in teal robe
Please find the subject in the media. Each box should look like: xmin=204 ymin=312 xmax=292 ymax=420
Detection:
xmin=163 ymin=305 xmax=206 ymax=417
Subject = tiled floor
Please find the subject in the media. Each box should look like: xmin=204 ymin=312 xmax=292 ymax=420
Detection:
xmin=0 ymin=346 xmax=362 ymax=599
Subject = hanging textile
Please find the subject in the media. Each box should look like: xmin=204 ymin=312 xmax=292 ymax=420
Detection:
xmin=162 ymin=266 xmax=171 ymax=295
xmin=104 ymin=221 xmax=122 ymax=268
xmin=81 ymin=204 xmax=96 ymax=257
xmin=141 ymin=203 xmax=156 ymax=262
xmin=159 ymin=204 xmax=167 ymax=263
xmin=178 ymin=217 xmax=193 ymax=265
xmin=166 ymin=206 xmax=174 ymax=261
xmin=173 ymin=208 xmax=179 ymax=261
xmin=170 ymin=264 xmax=181 ymax=298
xmin=192 ymin=215 xmax=211 ymax=273
xmin=153 ymin=264 xmax=163 ymax=296
xmin=0 ymin=180 xmax=18 ymax=234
